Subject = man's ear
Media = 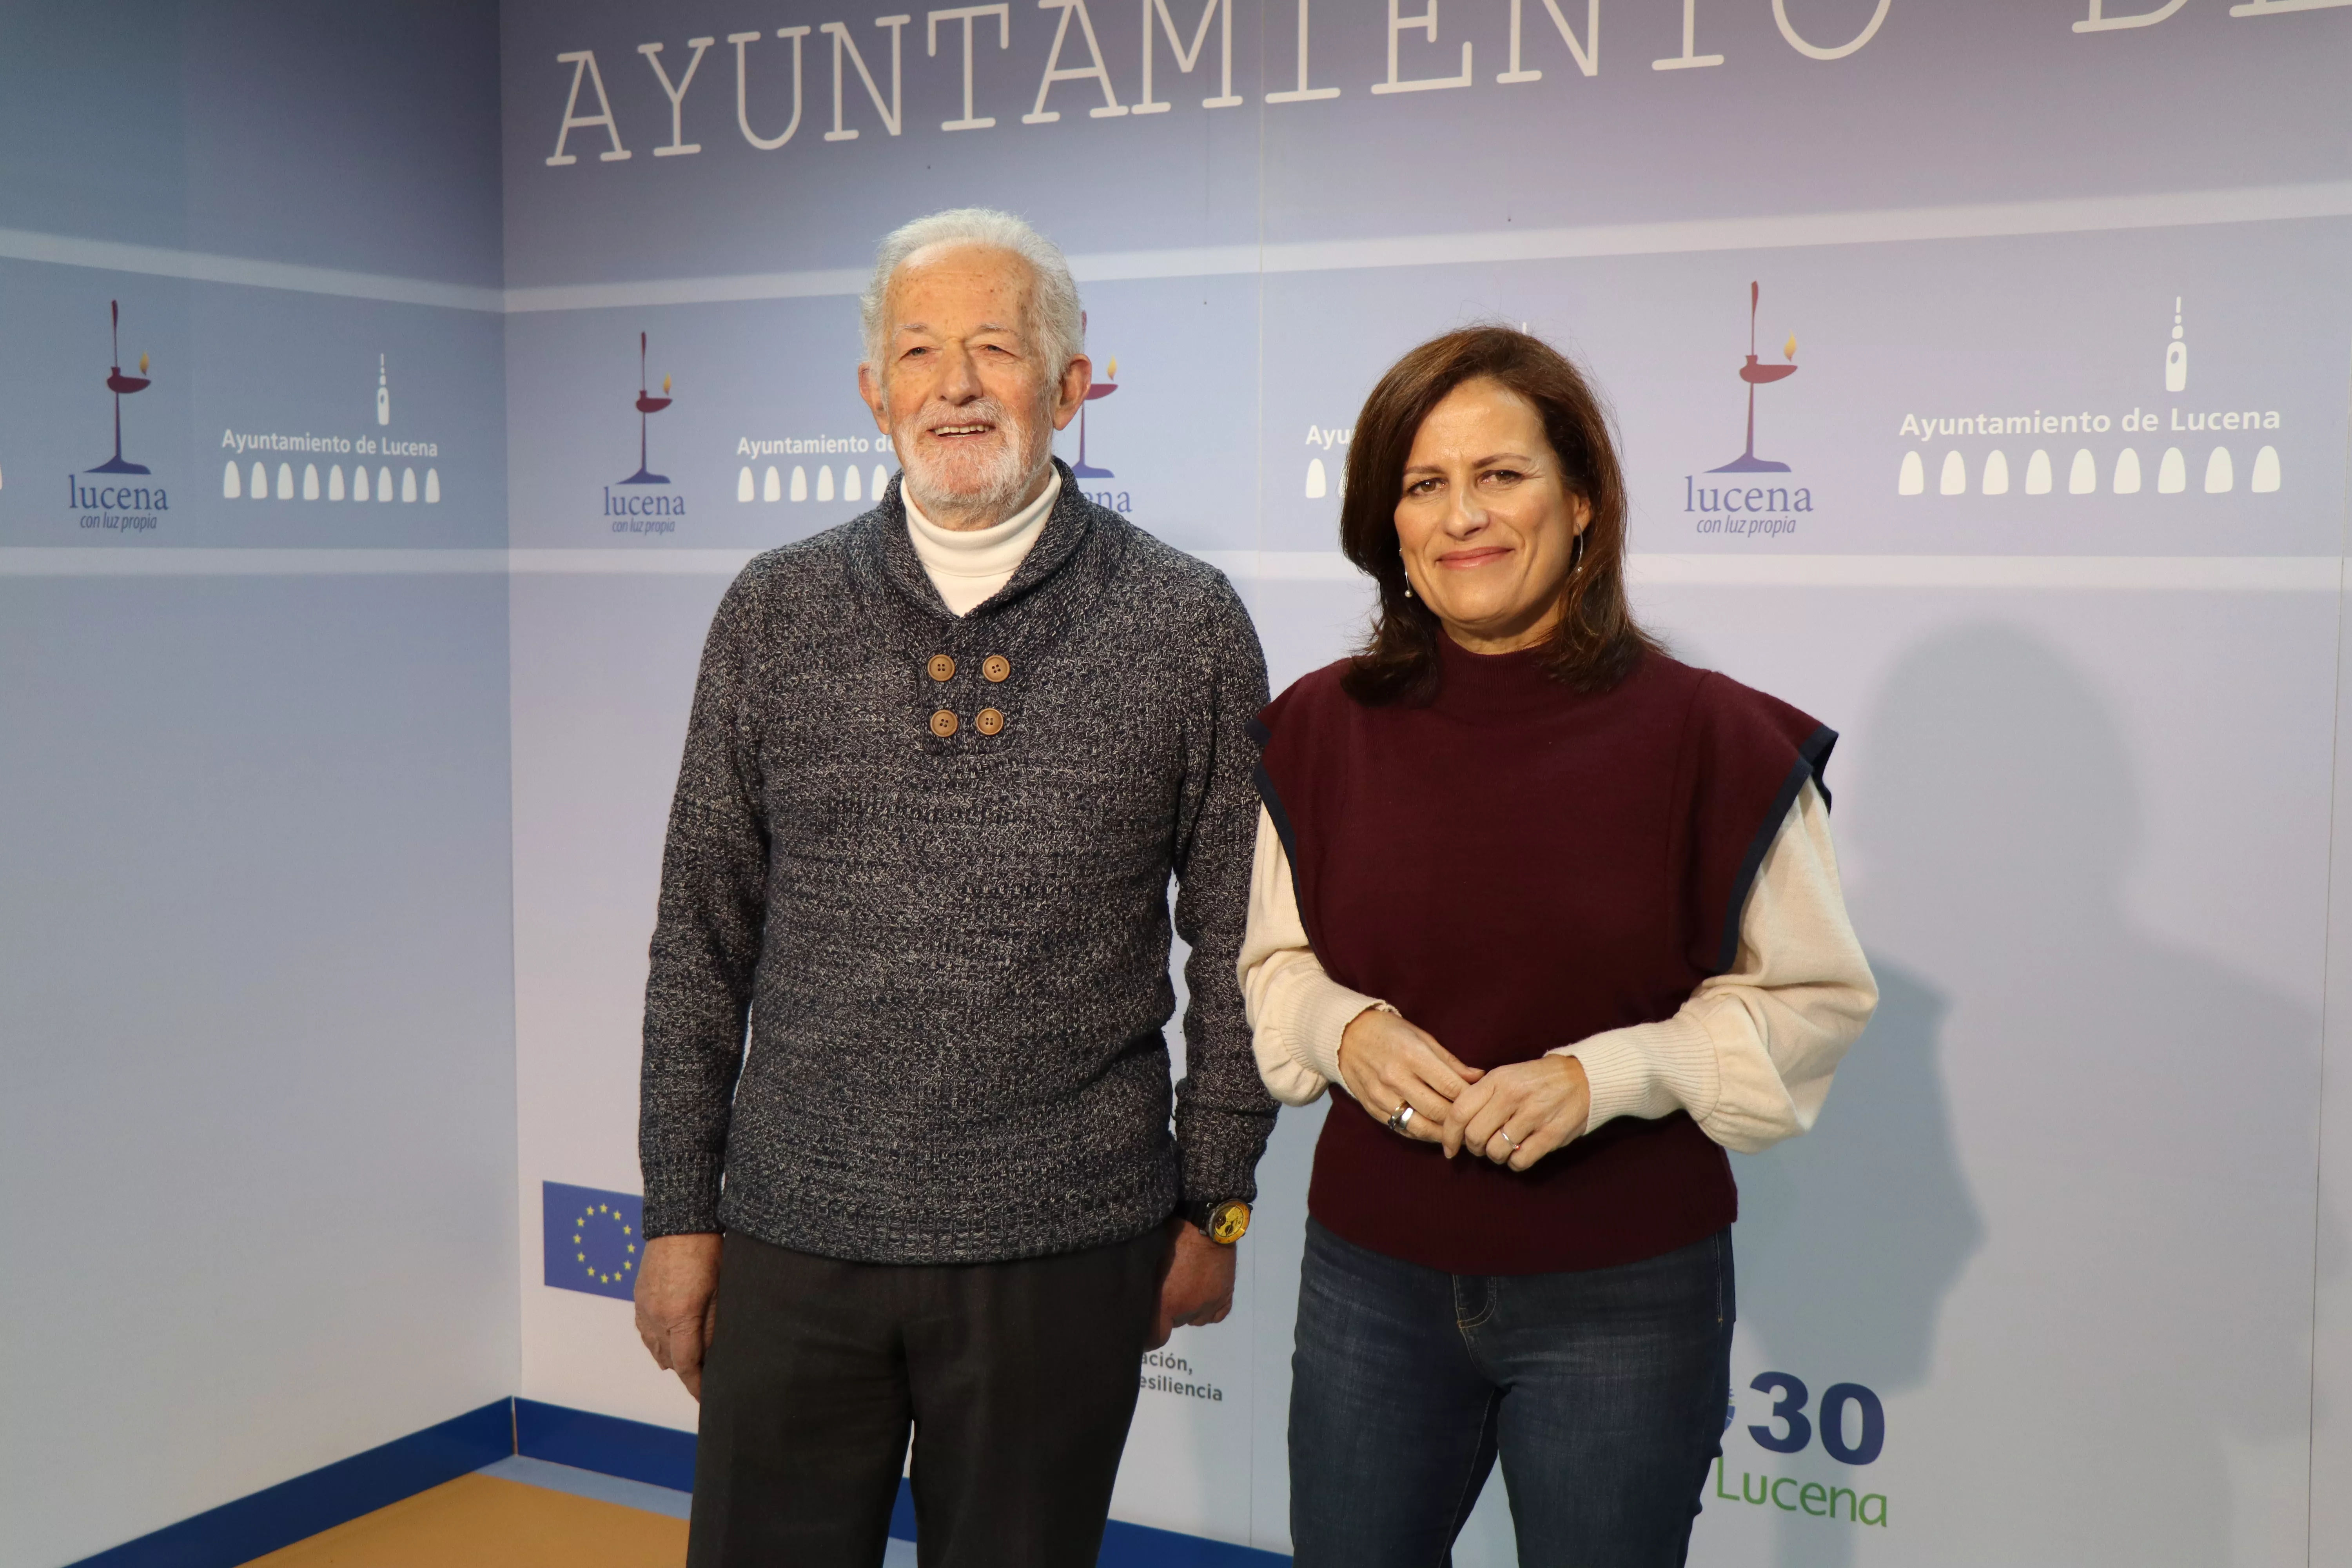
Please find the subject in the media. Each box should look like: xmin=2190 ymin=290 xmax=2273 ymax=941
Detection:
xmin=1050 ymin=355 xmax=1093 ymax=432
xmin=857 ymin=363 xmax=890 ymax=434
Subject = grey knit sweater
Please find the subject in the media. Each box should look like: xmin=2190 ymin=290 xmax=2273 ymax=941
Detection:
xmin=639 ymin=463 xmax=1277 ymax=1264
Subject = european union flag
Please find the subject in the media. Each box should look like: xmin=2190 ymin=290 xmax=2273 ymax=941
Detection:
xmin=543 ymin=1181 xmax=644 ymax=1301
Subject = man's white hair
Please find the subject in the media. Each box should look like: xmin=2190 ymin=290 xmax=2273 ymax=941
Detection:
xmin=859 ymin=207 xmax=1084 ymax=376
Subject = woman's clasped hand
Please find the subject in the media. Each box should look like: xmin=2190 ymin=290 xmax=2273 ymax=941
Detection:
xmin=1335 ymin=1007 xmax=1591 ymax=1171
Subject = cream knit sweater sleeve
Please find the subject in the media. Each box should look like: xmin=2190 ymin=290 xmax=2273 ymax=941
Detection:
xmin=1236 ymin=779 xmax=1877 ymax=1152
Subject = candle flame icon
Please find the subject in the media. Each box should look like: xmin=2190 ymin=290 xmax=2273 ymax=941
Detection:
xmin=1710 ymin=283 xmax=1800 ymax=475
xmin=90 ymin=299 xmax=153 ymax=475
xmin=620 ymin=331 xmax=673 ymax=486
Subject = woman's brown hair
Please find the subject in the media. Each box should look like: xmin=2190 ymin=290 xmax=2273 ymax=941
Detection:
xmin=1339 ymin=326 xmax=1659 ymax=705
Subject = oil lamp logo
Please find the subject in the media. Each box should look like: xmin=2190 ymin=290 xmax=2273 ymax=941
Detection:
xmin=1069 ymin=354 xmax=1129 ymax=511
xmin=607 ymin=331 xmax=685 ymax=532
xmin=1066 ymin=313 xmax=1129 ymax=513
xmin=69 ymin=299 xmax=169 ymax=526
xmin=1686 ymin=283 xmax=1812 ymax=535
xmin=1712 ymin=282 xmax=1798 ymax=474
xmin=1072 ymin=356 xmax=1118 ymax=477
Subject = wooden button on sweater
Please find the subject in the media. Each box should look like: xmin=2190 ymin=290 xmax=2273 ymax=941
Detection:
xmin=975 ymin=708 xmax=1005 ymax=736
xmin=929 ymin=710 xmax=959 ymax=738
xmin=927 ymin=655 xmax=956 ymax=682
xmin=982 ymin=655 xmax=1011 ymax=682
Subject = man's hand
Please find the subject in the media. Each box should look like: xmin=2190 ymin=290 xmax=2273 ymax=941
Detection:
xmin=635 ymin=1233 xmax=723 ymax=1400
xmin=1336 ymin=1007 xmax=1482 ymax=1143
xmin=1441 ymin=1055 xmax=1591 ymax=1171
xmin=1150 ymin=1220 xmax=1236 ymax=1350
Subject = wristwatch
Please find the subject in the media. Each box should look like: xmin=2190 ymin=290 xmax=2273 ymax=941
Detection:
xmin=1178 ymin=1198 xmax=1252 ymax=1246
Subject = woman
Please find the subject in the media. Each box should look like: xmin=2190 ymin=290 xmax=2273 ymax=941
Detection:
xmin=1242 ymin=327 xmax=1877 ymax=1567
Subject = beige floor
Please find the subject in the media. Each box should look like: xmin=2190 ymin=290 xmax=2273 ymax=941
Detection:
xmin=238 ymin=1473 xmax=686 ymax=1568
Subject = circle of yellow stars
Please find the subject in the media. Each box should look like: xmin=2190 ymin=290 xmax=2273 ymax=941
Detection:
xmin=575 ymin=1203 xmax=638 ymax=1287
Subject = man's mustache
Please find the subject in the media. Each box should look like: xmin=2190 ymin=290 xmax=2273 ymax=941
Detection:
xmin=916 ymin=400 xmax=1014 ymax=435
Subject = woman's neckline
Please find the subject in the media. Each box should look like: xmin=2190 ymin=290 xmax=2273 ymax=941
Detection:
xmin=1426 ymin=628 xmax=1568 ymax=719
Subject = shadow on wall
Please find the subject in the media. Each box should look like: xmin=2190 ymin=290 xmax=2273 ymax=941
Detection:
xmin=1735 ymin=623 xmax=2326 ymax=1567
xmin=1731 ymin=958 xmax=1973 ymax=1568
xmin=1730 ymin=635 xmax=1984 ymax=1568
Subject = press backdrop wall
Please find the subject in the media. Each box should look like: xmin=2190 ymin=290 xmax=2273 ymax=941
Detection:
xmin=0 ymin=7 xmax=515 ymax=1566
xmin=496 ymin=4 xmax=2352 ymax=1565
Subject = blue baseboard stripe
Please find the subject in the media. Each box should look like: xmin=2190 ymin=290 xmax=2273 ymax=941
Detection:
xmin=1101 ymin=1517 xmax=1291 ymax=1566
xmin=65 ymin=1399 xmax=512 ymax=1568
xmin=515 ymin=1407 xmax=1283 ymax=1562
xmin=513 ymin=1397 xmax=696 ymax=1494
xmin=511 ymin=1401 xmax=916 ymax=1541
xmin=65 ymin=1395 xmax=1288 ymax=1566
xmin=508 ymin=1403 xmax=1285 ymax=1563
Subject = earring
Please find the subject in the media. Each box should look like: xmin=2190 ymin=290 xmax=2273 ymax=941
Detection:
xmin=1570 ymin=532 xmax=1588 ymax=572
xmin=1402 ymin=578 xmax=1413 ymax=599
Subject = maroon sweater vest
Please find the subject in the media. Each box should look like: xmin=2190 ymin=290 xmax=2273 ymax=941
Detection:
xmin=1253 ymin=639 xmax=1833 ymax=1276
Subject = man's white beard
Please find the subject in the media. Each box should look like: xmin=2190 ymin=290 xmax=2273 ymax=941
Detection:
xmin=895 ymin=394 xmax=1053 ymax=527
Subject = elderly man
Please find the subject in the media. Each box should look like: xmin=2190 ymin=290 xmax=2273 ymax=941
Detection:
xmin=632 ymin=207 xmax=1276 ymax=1568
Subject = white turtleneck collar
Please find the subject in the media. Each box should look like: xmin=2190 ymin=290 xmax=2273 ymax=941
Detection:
xmin=904 ymin=470 xmax=1062 ymax=617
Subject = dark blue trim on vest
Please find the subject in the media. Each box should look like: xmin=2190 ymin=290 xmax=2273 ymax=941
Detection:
xmin=1712 ymin=724 xmax=1839 ymax=976
xmin=65 ymin=1400 xmax=512 ymax=1568
xmin=1245 ymin=717 xmax=1315 ymax=952
xmin=515 ymin=1397 xmax=697 ymax=1493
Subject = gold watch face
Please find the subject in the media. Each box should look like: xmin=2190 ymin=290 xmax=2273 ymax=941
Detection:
xmin=1207 ymin=1200 xmax=1251 ymax=1245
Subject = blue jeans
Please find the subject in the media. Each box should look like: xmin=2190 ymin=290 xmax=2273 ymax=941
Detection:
xmin=1289 ymin=1220 xmax=1733 ymax=1568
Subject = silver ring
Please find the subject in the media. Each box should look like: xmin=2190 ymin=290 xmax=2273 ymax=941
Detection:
xmin=1388 ymin=1103 xmax=1416 ymax=1135
xmin=1497 ymin=1131 xmax=1520 ymax=1154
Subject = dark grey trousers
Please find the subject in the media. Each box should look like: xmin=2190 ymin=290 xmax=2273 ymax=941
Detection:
xmin=686 ymin=1225 xmax=1168 ymax=1568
